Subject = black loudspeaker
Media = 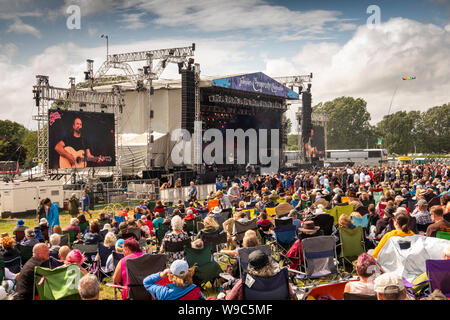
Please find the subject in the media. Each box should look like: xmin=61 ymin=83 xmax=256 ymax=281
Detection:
xmin=181 ymin=70 xmax=196 ymax=134
xmin=142 ymin=168 xmax=165 ymax=180
xmin=302 ymin=92 xmax=312 ymax=144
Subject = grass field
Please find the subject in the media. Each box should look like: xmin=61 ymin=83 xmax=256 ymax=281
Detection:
xmin=0 ymin=209 xmax=222 ymax=300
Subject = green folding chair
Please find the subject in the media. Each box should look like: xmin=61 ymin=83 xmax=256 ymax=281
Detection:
xmin=436 ymin=231 xmax=450 ymax=241
xmin=63 ymin=230 xmax=78 ymax=247
xmin=33 ymin=264 xmax=82 ymax=300
xmin=16 ymin=244 xmax=34 ymax=266
xmin=184 ymin=219 xmax=197 ymax=236
xmin=79 ymin=222 xmax=90 ymax=234
xmin=338 ymin=226 xmax=365 ymax=272
xmin=184 ymin=244 xmax=222 ymax=288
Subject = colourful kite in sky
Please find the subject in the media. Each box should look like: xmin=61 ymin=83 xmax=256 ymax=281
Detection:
xmin=402 ymin=76 xmax=416 ymax=80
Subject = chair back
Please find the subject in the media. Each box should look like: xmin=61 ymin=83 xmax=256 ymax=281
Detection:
xmin=237 ymin=244 xmax=271 ymax=273
xmin=49 ymin=256 xmax=64 ymax=269
xmin=14 ymin=230 xmax=25 ymax=242
xmin=164 ymin=238 xmax=191 ymax=253
xmin=59 ymin=234 xmax=69 ymax=247
xmin=114 ymin=216 xmax=125 ymax=224
xmin=436 ymin=231 xmax=450 ymax=240
xmin=312 ymin=214 xmax=335 ymax=235
xmin=112 ymin=251 xmax=124 ymax=269
xmin=63 ymin=229 xmax=78 ymax=246
xmin=426 ymin=259 xmax=450 ymax=297
xmin=274 ymin=218 xmax=293 ymax=227
xmin=125 ymin=254 xmax=168 ymax=300
xmin=343 ymin=292 xmax=377 ymax=300
xmin=0 ymin=260 xmax=4 ymax=283
xmin=79 ymin=222 xmax=90 ymax=234
xmin=16 ymin=243 xmax=33 ymax=266
xmin=4 ymin=255 xmax=21 ymax=274
xmin=98 ymin=243 xmax=114 ymax=267
xmin=184 ymin=219 xmax=196 ymax=234
xmin=99 ymin=229 xmax=109 ymax=241
xmin=243 ymin=268 xmax=290 ymax=300
xmin=34 ymin=264 xmax=82 ymax=300
xmin=234 ymin=218 xmax=258 ymax=243
xmin=274 ymin=225 xmax=297 ymax=245
xmin=301 ymin=236 xmax=338 ymax=278
xmin=339 ymin=226 xmax=365 ymax=258
xmin=72 ymin=243 xmax=98 ymax=263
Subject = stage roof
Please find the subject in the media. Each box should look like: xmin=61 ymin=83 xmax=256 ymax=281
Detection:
xmin=92 ymin=72 xmax=299 ymax=99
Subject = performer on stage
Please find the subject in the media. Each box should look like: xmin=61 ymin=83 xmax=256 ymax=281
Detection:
xmin=54 ymin=117 xmax=104 ymax=168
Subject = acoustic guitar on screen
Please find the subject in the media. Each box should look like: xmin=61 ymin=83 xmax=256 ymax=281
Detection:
xmin=59 ymin=146 xmax=112 ymax=168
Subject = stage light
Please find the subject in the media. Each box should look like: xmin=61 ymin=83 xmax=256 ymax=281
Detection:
xmin=79 ymin=103 xmax=86 ymax=108
xmin=298 ymin=86 xmax=303 ymax=94
xmin=307 ymin=83 xmax=312 ymax=92
xmin=169 ymin=49 xmax=175 ymax=56
xmin=84 ymin=71 xmax=90 ymax=80
xmin=101 ymin=104 xmax=107 ymax=109
xmin=143 ymin=66 xmax=150 ymax=75
xmin=192 ymin=43 xmax=196 ymax=51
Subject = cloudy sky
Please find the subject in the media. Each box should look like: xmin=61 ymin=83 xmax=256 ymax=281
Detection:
xmin=0 ymin=0 xmax=449 ymax=131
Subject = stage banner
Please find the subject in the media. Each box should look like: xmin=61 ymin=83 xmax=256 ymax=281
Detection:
xmin=48 ymin=110 xmax=116 ymax=169
xmin=212 ymin=72 xmax=299 ymax=99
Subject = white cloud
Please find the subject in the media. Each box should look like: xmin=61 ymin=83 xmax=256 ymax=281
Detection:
xmin=264 ymin=18 xmax=450 ymax=124
xmin=88 ymin=27 xmax=98 ymax=37
xmin=7 ymin=17 xmax=41 ymax=38
xmin=119 ymin=13 xmax=146 ymax=30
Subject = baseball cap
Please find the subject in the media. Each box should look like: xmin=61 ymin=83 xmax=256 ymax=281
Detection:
xmin=170 ymin=259 xmax=189 ymax=277
xmin=115 ymin=239 xmax=124 ymax=249
xmin=374 ymin=273 xmax=405 ymax=294
xmin=248 ymin=249 xmax=270 ymax=270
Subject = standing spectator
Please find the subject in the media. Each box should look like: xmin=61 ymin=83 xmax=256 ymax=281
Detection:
xmin=82 ymin=189 xmax=91 ymax=219
xmin=44 ymin=198 xmax=60 ymax=236
xmin=68 ymin=193 xmax=80 ymax=218
xmin=36 ymin=199 xmax=46 ymax=223
xmin=14 ymin=243 xmax=50 ymax=300
xmin=188 ymin=181 xmax=198 ymax=202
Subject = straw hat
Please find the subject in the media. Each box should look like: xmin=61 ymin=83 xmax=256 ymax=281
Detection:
xmin=299 ymin=220 xmax=320 ymax=234
xmin=275 ymin=202 xmax=294 ymax=218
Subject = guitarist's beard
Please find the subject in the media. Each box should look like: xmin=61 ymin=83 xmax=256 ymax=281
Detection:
xmin=74 ymin=128 xmax=82 ymax=135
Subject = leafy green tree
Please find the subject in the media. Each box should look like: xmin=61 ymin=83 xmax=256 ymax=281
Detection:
xmin=0 ymin=136 xmax=27 ymax=164
xmin=287 ymin=134 xmax=299 ymax=150
xmin=314 ymin=97 xmax=376 ymax=149
xmin=22 ymin=130 xmax=37 ymax=168
xmin=0 ymin=120 xmax=27 ymax=143
xmin=420 ymin=103 xmax=449 ymax=153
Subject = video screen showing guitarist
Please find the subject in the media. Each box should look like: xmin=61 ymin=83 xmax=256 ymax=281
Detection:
xmin=55 ymin=117 xmax=105 ymax=168
xmin=305 ymin=127 xmax=325 ymax=160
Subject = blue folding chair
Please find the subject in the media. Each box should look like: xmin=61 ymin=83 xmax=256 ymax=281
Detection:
xmin=114 ymin=216 xmax=125 ymax=224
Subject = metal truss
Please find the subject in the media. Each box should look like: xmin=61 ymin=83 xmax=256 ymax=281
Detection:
xmin=274 ymin=73 xmax=313 ymax=88
xmin=88 ymin=44 xmax=196 ymax=171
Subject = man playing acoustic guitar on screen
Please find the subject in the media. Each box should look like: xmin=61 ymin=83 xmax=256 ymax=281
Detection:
xmin=55 ymin=117 xmax=110 ymax=169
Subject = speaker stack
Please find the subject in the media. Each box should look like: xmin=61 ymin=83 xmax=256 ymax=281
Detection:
xmin=181 ymin=69 xmax=196 ymax=134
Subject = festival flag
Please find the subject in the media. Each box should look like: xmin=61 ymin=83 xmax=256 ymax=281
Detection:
xmin=402 ymin=76 xmax=416 ymax=80
xmin=377 ymin=138 xmax=382 ymax=145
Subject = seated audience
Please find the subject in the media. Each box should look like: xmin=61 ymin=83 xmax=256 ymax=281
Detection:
xmin=374 ymin=272 xmax=409 ymax=300
xmin=78 ymin=273 xmax=100 ymax=300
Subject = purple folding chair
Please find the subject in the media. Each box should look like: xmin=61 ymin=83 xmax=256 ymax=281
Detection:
xmin=426 ymin=259 xmax=450 ymax=298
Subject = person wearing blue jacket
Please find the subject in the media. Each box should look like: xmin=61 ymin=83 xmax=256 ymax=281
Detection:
xmin=43 ymin=198 xmax=59 ymax=236
xmin=82 ymin=189 xmax=92 ymax=219
xmin=143 ymin=259 xmax=205 ymax=300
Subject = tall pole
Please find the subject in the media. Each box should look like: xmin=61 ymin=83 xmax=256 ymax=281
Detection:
xmin=101 ymin=34 xmax=109 ymax=61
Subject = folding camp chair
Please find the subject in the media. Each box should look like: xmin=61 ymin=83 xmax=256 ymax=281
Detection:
xmin=49 ymin=256 xmax=64 ymax=269
xmin=72 ymin=243 xmax=98 ymax=268
xmin=99 ymin=229 xmax=109 ymax=241
xmin=274 ymin=218 xmax=293 ymax=228
xmin=184 ymin=219 xmax=197 ymax=236
xmin=79 ymin=222 xmax=90 ymax=235
xmin=3 ymin=255 xmax=21 ymax=274
xmin=312 ymin=214 xmax=335 ymax=236
xmin=34 ymin=264 xmax=82 ymax=300
xmin=59 ymin=233 xmax=69 ymax=247
xmin=139 ymin=238 xmax=148 ymax=253
xmin=184 ymin=244 xmax=222 ymax=288
xmin=436 ymin=231 xmax=450 ymax=240
xmin=200 ymin=230 xmax=228 ymax=252
xmin=297 ymin=236 xmax=340 ymax=283
xmin=106 ymin=254 xmax=168 ymax=300
xmin=272 ymin=225 xmax=297 ymax=264
xmin=14 ymin=230 xmax=25 ymax=242
xmin=426 ymin=259 xmax=450 ymax=298
xmin=233 ymin=218 xmax=258 ymax=244
xmin=112 ymin=251 xmax=124 ymax=269
xmin=164 ymin=238 xmax=191 ymax=255
xmin=242 ymin=267 xmax=290 ymax=300
xmin=114 ymin=216 xmax=125 ymax=224
xmin=299 ymin=279 xmax=351 ymax=300
xmin=63 ymin=229 xmax=78 ymax=247
xmin=338 ymin=226 xmax=365 ymax=271
xmin=16 ymin=243 xmax=33 ymax=266
xmin=156 ymin=223 xmax=170 ymax=247
xmin=97 ymin=243 xmax=114 ymax=277
xmin=236 ymin=245 xmax=272 ymax=279
xmin=343 ymin=292 xmax=377 ymax=300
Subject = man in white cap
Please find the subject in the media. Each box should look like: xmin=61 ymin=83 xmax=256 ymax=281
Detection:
xmin=374 ymin=272 xmax=409 ymax=300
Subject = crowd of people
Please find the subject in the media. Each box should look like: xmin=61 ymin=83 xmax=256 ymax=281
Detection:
xmin=0 ymin=162 xmax=449 ymax=300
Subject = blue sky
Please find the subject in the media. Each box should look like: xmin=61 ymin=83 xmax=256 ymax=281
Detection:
xmin=0 ymin=0 xmax=449 ymax=129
